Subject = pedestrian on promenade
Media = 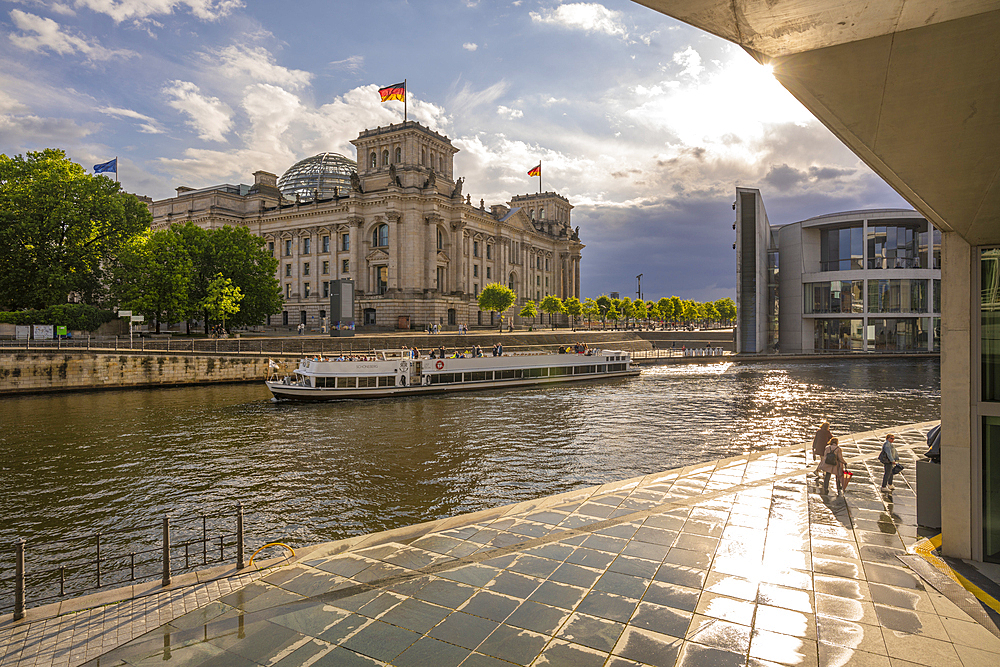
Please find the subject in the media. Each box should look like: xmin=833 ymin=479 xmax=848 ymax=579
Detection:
xmin=812 ymin=422 xmax=833 ymax=475
xmin=819 ymin=436 xmax=847 ymax=496
xmin=880 ymin=433 xmax=900 ymax=491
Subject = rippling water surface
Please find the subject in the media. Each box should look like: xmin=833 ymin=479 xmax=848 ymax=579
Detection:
xmin=1 ymin=358 xmax=938 ymax=577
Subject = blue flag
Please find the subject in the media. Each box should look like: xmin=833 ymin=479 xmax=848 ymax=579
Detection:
xmin=94 ymin=158 xmax=117 ymax=174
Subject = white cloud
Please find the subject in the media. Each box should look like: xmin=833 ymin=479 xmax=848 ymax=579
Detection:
xmin=72 ymin=0 xmax=243 ymax=23
xmin=672 ymin=46 xmax=703 ymax=79
xmin=207 ymin=45 xmax=312 ymax=90
xmin=163 ymin=80 xmax=232 ymax=141
xmin=330 ymin=55 xmax=363 ymax=73
xmin=11 ymin=1 xmax=77 ymax=16
xmin=448 ymin=80 xmax=509 ymax=119
xmin=496 ymin=106 xmax=522 ymax=119
xmin=8 ymin=10 xmax=135 ymax=61
xmin=530 ymin=3 xmax=627 ymax=39
xmin=98 ymin=105 xmax=163 ymax=133
xmin=462 ymin=42 xmax=478 ymax=51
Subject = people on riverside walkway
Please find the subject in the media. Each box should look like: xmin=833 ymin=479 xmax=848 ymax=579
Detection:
xmin=880 ymin=433 xmax=900 ymax=491
xmin=819 ymin=436 xmax=847 ymax=496
xmin=812 ymin=422 xmax=833 ymax=475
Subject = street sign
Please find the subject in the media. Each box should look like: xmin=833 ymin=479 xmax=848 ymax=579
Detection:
xmin=131 ymin=315 xmax=144 ymax=322
xmin=118 ymin=310 xmax=132 ymax=317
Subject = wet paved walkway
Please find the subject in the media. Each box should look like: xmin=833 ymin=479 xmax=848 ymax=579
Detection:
xmin=7 ymin=420 xmax=1000 ymax=667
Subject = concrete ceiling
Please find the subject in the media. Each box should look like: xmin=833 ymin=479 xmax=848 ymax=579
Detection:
xmin=633 ymin=1 xmax=1000 ymax=244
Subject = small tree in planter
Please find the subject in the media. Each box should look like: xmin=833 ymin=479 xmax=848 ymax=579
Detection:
xmin=519 ymin=300 xmax=537 ymax=330
xmin=564 ymin=296 xmax=583 ymax=330
xmin=477 ymin=283 xmax=516 ymax=332
xmin=539 ymin=295 xmax=565 ymax=329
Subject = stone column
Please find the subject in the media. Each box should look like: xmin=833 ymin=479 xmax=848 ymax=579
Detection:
xmin=451 ymin=220 xmax=466 ymax=295
xmin=574 ymin=257 xmax=581 ymax=298
xmin=940 ymin=231 xmax=975 ymax=559
xmin=386 ymin=211 xmax=401 ymax=292
xmin=426 ymin=214 xmax=443 ymax=292
xmin=348 ymin=215 xmax=364 ymax=293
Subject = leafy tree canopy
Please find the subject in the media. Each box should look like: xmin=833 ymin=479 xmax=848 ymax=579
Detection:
xmin=200 ymin=273 xmax=243 ymax=327
xmin=477 ymin=282 xmax=516 ymax=315
xmin=519 ymin=299 xmax=537 ymax=320
xmin=0 ymin=149 xmax=151 ymax=310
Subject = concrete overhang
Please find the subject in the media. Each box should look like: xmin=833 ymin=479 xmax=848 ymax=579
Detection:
xmin=633 ymin=1 xmax=1000 ymax=245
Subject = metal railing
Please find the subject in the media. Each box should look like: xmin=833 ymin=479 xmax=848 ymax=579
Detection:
xmin=1 ymin=503 xmax=247 ymax=620
xmin=0 ymin=336 xmax=347 ymax=356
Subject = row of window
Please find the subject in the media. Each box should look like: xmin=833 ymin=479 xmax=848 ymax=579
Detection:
xmin=804 ymin=279 xmax=941 ymax=314
xmin=428 ymin=364 xmax=626 ymax=385
xmin=284 ymin=261 xmax=350 ymax=277
xmin=367 ymin=146 xmax=445 ymax=172
xmin=284 ymin=280 xmax=344 ymax=300
xmin=270 ymin=235 xmax=350 ymax=257
xmin=813 ymin=317 xmax=938 ymax=352
xmin=314 ymin=375 xmax=396 ymax=388
xmin=819 ymin=222 xmax=941 ymax=271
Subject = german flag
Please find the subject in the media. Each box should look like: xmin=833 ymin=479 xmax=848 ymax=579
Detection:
xmin=379 ymin=82 xmax=406 ymax=102
xmin=527 ymin=163 xmax=541 ymax=177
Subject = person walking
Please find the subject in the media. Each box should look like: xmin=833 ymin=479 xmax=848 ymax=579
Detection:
xmin=819 ymin=437 xmax=847 ymax=496
xmin=880 ymin=433 xmax=900 ymax=491
xmin=812 ymin=422 xmax=833 ymax=476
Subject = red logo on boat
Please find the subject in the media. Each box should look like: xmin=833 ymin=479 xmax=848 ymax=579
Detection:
xmin=435 ymin=360 xmax=444 ymax=370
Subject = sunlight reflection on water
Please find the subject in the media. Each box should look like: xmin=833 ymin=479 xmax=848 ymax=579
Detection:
xmin=1 ymin=358 xmax=938 ymax=555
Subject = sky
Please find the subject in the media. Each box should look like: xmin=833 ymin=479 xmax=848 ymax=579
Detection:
xmin=0 ymin=0 xmax=912 ymax=302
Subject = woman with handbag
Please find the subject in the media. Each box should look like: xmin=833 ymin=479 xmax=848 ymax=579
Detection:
xmin=880 ymin=433 xmax=900 ymax=491
xmin=819 ymin=437 xmax=847 ymax=496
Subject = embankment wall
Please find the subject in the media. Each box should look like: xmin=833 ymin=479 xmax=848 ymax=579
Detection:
xmin=0 ymin=351 xmax=275 ymax=395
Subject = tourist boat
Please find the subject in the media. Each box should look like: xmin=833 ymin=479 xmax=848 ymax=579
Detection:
xmin=265 ymin=348 xmax=639 ymax=401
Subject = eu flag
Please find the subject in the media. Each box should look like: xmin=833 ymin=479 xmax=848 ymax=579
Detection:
xmin=94 ymin=158 xmax=117 ymax=174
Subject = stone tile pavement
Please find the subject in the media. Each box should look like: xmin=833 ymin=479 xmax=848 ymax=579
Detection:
xmin=8 ymin=419 xmax=1000 ymax=667
xmin=0 ymin=566 xmax=279 ymax=667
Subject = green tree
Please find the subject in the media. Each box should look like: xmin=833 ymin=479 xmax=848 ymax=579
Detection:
xmin=633 ymin=299 xmax=648 ymax=326
xmin=646 ymin=301 xmax=660 ymax=326
xmin=669 ymin=296 xmax=682 ymax=323
xmin=200 ymin=273 xmax=243 ymax=332
xmin=620 ymin=297 xmax=635 ymax=328
xmin=564 ymin=296 xmax=583 ymax=329
xmin=539 ymin=295 xmax=565 ymax=329
xmin=682 ymin=299 xmax=699 ymax=323
xmin=204 ymin=225 xmax=282 ymax=329
xmin=477 ymin=282 xmax=516 ymax=331
xmin=658 ymin=297 xmax=673 ymax=322
xmin=582 ymin=298 xmax=599 ymax=329
xmin=704 ymin=302 xmax=720 ymax=327
xmin=111 ymin=229 xmax=193 ymax=333
xmin=596 ymin=295 xmax=612 ymax=328
xmin=606 ymin=306 xmax=621 ymax=327
xmin=715 ymin=297 xmax=736 ymax=323
xmin=519 ymin=299 xmax=537 ymax=327
xmin=0 ymin=149 xmax=151 ymax=310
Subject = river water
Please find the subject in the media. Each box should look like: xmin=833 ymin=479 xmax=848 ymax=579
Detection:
xmin=0 ymin=358 xmax=938 ymax=604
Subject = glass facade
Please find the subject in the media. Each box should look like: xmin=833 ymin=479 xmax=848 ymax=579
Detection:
xmin=982 ymin=249 xmax=1000 ymax=401
xmin=766 ymin=250 xmax=779 ymax=352
xmin=277 ymin=152 xmax=356 ymax=200
xmin=865 ymin=318 xmax=929 ymax=351
xmin=804 ymin=281 xmax=863 ymax=314
xmin=820 ymin=226 xmax=863 ymax=271
xmin=814 ymin=319 xmax=863 ymax=351
xmin=867 ymin=279 xmax=928 ymax=313
xmin=867 ymin=221 xmax=927 ymax=269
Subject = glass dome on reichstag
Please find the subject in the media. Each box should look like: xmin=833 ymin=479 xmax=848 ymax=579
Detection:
xmin=277 ymin=152 xmax=357 ymax=200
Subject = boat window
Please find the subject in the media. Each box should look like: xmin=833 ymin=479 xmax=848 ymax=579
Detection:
xmin=337 ymin=377 xmax=357 ymax=388
xmin=378 ymin=376 xmax=394 ymax=387
xmin=357 ymin=377 xmax=376 ymax=388
xmin=598 ymin=365 xmax=606 ymax=373
xmin=468 ymin=372 xmax=487 ymax=382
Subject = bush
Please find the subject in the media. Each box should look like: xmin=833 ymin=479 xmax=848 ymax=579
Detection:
xmin=0 ymin=304 xmax=117 ymax=331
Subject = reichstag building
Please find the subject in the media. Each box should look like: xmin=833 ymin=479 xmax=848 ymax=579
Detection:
xmin=150 ymin=121 xmax=583 ymax=330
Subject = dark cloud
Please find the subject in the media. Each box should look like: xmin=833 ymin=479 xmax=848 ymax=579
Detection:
xmin=809 ymin=165 xmax=855 ymax=180
xmin=763 ymin=163 xmax=806 ymax=191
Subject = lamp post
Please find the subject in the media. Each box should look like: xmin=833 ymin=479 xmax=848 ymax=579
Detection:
xmin=636 ymin=274 xmax=643 ymax=303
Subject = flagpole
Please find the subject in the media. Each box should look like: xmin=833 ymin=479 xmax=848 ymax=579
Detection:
xmin=404 ymin=79 xmax=407 ymax=122
xmin=116 ymin=156 xmax=119 ymax=184
xmin=538 ymin=161 xmax=541 ymax=194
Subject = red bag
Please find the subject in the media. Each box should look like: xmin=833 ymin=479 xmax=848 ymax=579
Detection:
xmin=842 ymin=470 xmax=853 ymax=489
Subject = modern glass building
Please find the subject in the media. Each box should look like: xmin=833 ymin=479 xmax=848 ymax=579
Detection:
xmin=735 ymin=187 xmax=941 ymax=354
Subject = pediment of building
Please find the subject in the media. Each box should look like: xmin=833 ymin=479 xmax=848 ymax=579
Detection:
xmin=366 ymin=249 xmax=389 ymax=262
xmin=437 ymin=250 xmax=450 ymax=262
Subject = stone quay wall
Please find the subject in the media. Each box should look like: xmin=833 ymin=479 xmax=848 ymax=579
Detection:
xmin=0 ymin=351 xmax=279 ymax=395
xmin=0 ymin=331 xmax=654 ymax=395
